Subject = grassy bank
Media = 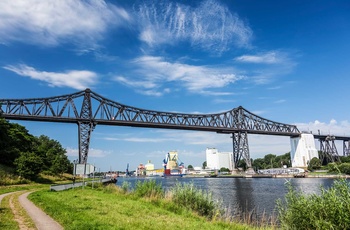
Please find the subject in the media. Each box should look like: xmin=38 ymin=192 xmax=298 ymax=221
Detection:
xmin=28 ymin=183 xmax=267 ymax=230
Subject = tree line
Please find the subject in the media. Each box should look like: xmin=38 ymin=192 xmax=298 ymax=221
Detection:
xmin=0 ymin=118 xmax=72 ymax=180
xmin=193 ymin=149 xmax=350 ymax=174
xmin=247 ymin=151 xmax=350 ymax=174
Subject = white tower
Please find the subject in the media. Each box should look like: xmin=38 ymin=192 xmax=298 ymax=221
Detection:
xmin=290 ymin=133 xmax=319 ymax=168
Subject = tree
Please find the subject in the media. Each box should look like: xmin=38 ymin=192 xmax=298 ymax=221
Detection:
xmin=237 ymin=159 xmax=247 ymax=170
xmin=34 ymin=135 xmax=70 ymax=175
xmin=339 ymin=163 xmax=350 ymax=175
xmin=14 ymin=152 xmax=43 ymax=180
xmin=202 ymin=161 xmax=207 ymax=169
xmin=219 ymin=167 xmax=230 ymax=172
xmin=340 ymin=156 xmax=350 ymax=163
xmin=264 ymin=154 xmax=277 ymax=168
xmin=187 ymin=165 xmax=194 ymax=170
xmin=308 ymin=157 xmax=321 ymax=171
xmin=252 ymin=158 xmax=265 ymax=170
xmin=0 ymin=118 xmax=34 ymax=166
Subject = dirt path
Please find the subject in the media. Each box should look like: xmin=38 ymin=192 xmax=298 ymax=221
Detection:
xmin=0 ymin=191 xmax=18 ymax=204
xmin=1 ymin=191 xmax=64 ymax=230
xmin=19 ymin=192 xmax=63 ymax=230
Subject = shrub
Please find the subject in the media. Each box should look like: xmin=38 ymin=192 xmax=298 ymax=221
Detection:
xmin=103 ymin=184 xmax=120 ymax=193
xmin=277 ymin=179 xmax=350 ymax=229
xmin=327 ymin=162 xmax=340 ymax=173
xmin=338 ymin=163 xmax=350 ymax=175
xmin=134 ymin=180 xmax=164 ymax=199
xmin=168 ymin=182 xmax=223 ymax=220
xmin=308 ymin=157 xmax=321 ymax=171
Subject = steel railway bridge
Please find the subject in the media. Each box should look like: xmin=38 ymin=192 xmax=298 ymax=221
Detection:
xmin=0 ymin=88 xmax=349 ymax=169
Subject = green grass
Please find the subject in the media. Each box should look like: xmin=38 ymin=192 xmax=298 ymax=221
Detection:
xmin=0 ymin=184 xmax=47 ymax=195
xmin=28 ymin=185 xmax=262 ymax=230
xmin=0 ymin=194 xmax=19 ymax=230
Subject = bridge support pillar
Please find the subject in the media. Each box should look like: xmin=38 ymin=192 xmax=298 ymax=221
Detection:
xmin=344 ymin=140 xmax=350 ymax=156
xmin=78 ymin=88 xmax=95 ymax=164
xmin=319 ymin=136 xmax=340 ymax=163
xmin=231 ymin=132 xmax=252 ymax=173
xmin=78 ymin=122 xmax=95 ymax=164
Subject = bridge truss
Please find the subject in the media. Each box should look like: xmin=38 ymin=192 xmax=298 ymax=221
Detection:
xmin=0 ymin=88 xmax=304 ymax=168
xmin=314 ymin=135 xmax=350 ymax=163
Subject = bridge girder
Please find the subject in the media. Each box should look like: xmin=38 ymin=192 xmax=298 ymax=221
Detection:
xmin=0 ymin=88 xmax=301 ymax=164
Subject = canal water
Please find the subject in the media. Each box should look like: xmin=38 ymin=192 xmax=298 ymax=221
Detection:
xmin=117 ymin=176 xmax=335 ymax=218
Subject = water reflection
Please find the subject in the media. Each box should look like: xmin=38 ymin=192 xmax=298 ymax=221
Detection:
xmin=117 ymin=177 xmax=336 ymax=218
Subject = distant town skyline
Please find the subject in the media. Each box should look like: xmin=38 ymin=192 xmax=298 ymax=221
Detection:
xmin=1 ymin=0 xmax=350 ymax=171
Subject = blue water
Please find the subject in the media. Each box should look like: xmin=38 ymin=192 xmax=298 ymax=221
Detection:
xmin=116 ymin=176 xmax=335 ymax=218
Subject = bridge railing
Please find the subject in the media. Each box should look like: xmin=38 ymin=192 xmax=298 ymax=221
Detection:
xmin=50 ymin=178 xmax=115 ymax=191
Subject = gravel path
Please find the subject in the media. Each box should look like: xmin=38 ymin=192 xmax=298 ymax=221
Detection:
xmin=18 ymin=191 xmax=63 ymax=230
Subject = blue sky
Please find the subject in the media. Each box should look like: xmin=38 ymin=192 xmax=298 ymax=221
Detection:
xmin=1 ymin=0 xmax=350 ymax=172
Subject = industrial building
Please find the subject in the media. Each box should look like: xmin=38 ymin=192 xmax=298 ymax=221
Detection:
xmin=206 ymin=147 xmax=233 ymax=170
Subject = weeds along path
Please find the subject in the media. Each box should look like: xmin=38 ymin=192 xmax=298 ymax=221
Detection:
xmin=0 ymin=190 xmax=63 ymax=230
xmin=8 ymin=192 xmax=35 ymax=230
xmin=0 ymin=191 xmax=35 ymax=229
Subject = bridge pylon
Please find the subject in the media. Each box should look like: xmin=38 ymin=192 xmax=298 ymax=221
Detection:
xmin=231 ymin=132 xmax=252 ymax=171
xmin=78 ymin=89 xmax=95 ymax=164
xmin=319 ymin=136 xmax=340 ymax=163
xmin=344 ymin=140 xmax=350 ymax=156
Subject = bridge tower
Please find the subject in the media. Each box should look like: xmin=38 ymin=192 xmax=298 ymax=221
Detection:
xmin=78 ymin=89 xmax=95 ymax=164
xmin=231 ymin=132 xmax=252 ymax=171
xmin=344 ymin=140 xmax=350 ymax=156
xmin=319 ymin=136 xmax=340 ymax=163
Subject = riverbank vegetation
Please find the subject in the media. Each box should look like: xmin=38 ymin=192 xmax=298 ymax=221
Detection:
xmin=28 ymin=180 xmax=264 ymax=230
xmin=277 ymin=178 xmax=350 ymax=230
xmin=2 ymin=175 xmax=350 ymax=229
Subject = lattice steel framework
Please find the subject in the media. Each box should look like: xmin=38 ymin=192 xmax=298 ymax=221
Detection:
xmin=319 ymin=136 xmax=341 ymax=163
xmin=344 ymin=140 xmax=350 ymax=156
xmin=0 ymin=88 xmax=301 ymax=164
xmin=78 ymin=89 xmax=95 ymax=164
xmin=232 ymin=132 xmax=251 ymax=169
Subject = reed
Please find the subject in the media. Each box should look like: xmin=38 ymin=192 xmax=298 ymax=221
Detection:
xmin=276 ymin=178 xmax=350 ymax=229
xmin=167 ymin=182 xmax=223 ymax=220
xmin=134 ymin=179 xmax=164 ymax=199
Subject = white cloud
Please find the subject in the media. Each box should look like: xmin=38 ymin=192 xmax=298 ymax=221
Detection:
xmin=136 ymin=0 xmax=252 ymax=53
xmin=114 ymin=76 xmax=157 ymax=89
xmin=295 ymin=120 xmax=350 ymax=136
xmin=114 ymin=55 xmax=244 ymax=96
xmin=234 ymin=51 xmax=297 ymax=85
xmin=66 ymin=147 xmax=110 ymax=158
xmin=235 ymin=51 xmax=283 ymax=64
xmin=213 ymin=98 xmax=236 ymax=104
xmin=0 ymin=0 xmax=130 ymax=47
xmin=4 ymin=64 xmax=98 ymax=90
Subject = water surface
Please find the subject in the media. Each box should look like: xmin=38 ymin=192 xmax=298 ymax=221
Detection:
xmin=117 ymin=176 xmax=335 ymax=218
